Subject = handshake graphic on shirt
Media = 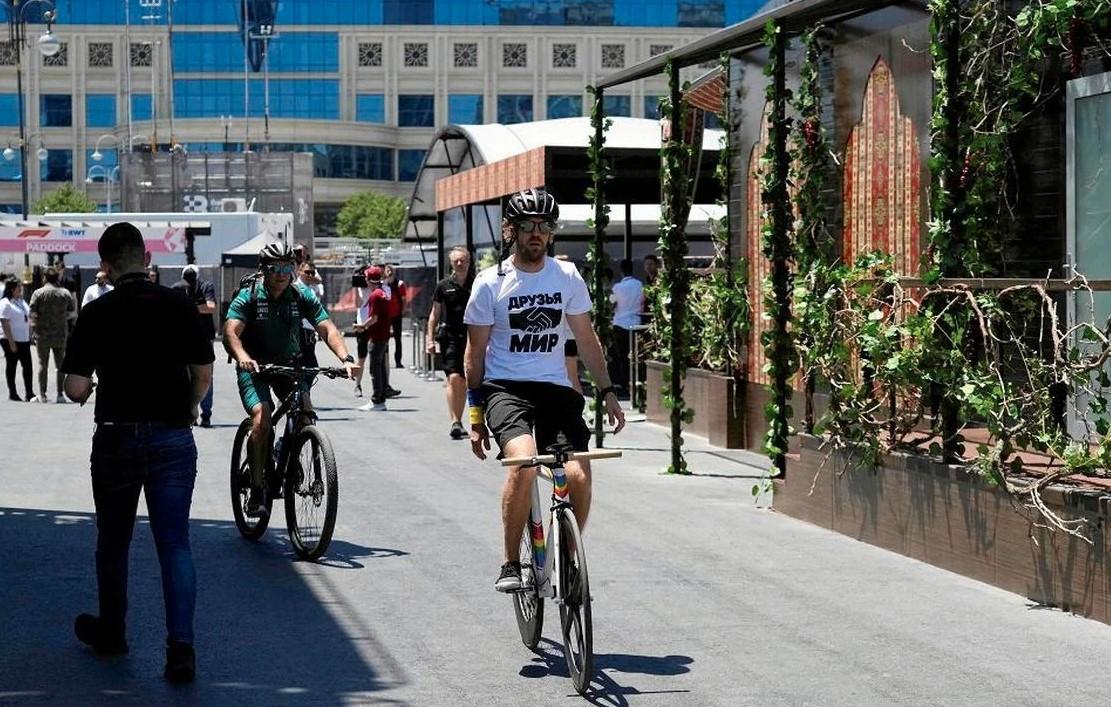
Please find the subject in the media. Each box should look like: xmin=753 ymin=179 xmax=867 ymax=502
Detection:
xmin=508 ymin=306 xmax=563 ymax=334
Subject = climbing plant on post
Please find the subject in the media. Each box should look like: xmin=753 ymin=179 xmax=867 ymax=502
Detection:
xmin=586 ymin=85 xmax=613 ymax=448
xmin=659 ymin=59 xmax=693 ymax=475
xmin=761 ymin=19 xmax=795 ymax=478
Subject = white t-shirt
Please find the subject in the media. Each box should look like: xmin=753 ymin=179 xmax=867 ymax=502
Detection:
xmin=0 ymin=297 xmax=32 ymax=342
xmin=464 ymin=256 xmax=592 ymax=388
xmin=355 ymin=287 xmax=371 ymax=326
xmin=82 ymin=283 xmax=113 ymax=306
xmin=610 ymin=276 xmax=645 ymax=329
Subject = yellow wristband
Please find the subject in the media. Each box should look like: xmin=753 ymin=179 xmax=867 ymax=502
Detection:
xmin=469 ymin=406 xmax=485 ymax=425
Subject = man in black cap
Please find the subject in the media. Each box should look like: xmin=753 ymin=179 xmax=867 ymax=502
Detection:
xmin=62 ymin=222 xmax=214 ymax=683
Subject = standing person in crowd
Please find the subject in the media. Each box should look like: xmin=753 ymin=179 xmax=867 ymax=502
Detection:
xmin=642 ymin=254 xmax=660 ymax=287
xmin=146 ymin=267 xmax=159 ymax=284
xmin=384 ymin=265 xmax=407 ymax=369
xmin=376 ymin=266 xmax=401 ymax=399
xmin=609 ymin=259 xmax=644 ymax=397
xmin=295 ymin=260 xmax=324 ymax=367
xmin=427 ymin=246 xmax=473 ymax=439
xmin=62 ymin=222 xmax=214 ymax=683
xmin=352 ymin=266 xmax=371 ymax=398
xmin=29 ymin=268 xmax=77 ymax=403
xmin=1 ymin=280 xmax=33 ymax=402
xmin=172 ymin=265 xmax=218 ymax=427
xmin=82 ymin=271 xmax=114 ymax=307
xmin=357 ymin=266 xmax=391 ymax=412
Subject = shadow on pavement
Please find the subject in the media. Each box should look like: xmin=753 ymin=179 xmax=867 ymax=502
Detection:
xmin=0 ymin=507 xmax=409 ymax=705
xmin=519 ymin=638 xmax=692 ymax=707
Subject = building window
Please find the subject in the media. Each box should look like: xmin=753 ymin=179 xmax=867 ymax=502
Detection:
xmin=398 ymin=94 xmax=434 ymax=127
xmin=0 ymin=151 xmax=22 ymax=182
xmin=0 ymin=94 xmax=18 ymax=126
xmin=399 ymin=149 xmax=426 ymax=182
xmin=384 ymin=0 xmax=433 ymax=24
xmin=130 ymin=42 xmax=152 ymax=67
xmin=497 ymin=94 xmax=532 ymax=124
xmin=43 ymin=42 xmax=68 ymax=67
xmin=603 ymin=95 xmax=631 ymax=117
xmin=644 ymin=95 xmax=664 ymax=119
xmin=174 ymin=79 xmax=340 ymax=119
xmin=453 ymin=42 xmax=478 ymax=68
xmin=40 ymin=94 xmax=72 ymax=127
xmin=502 ymin=43 xmax=527 ymax=68
xmin=358 ymin=42 xmax=382 ymax=67
xmin=85 ymin=148 xmax=119 ymax=180
xmin=547 ymin=95 xmax=582 ymax=119
xmin=0 ymin=42 xmax=14 ymax=66
xmin=552 ymin=43 xmax=576 ymax=68
xmin=704 ymin=111 xmax=723 ymax=130
xmin=40 ymin=149 xmax=73 ymax=182
xmin=356 ymin=94 xmax=385 ymax=123
xmin=173 ymin=32 xmax=338 ymax=73
xmin=85 ymin=94 xmax=117 ymax=128
xmin=649 ymin=44 xmax=673 ymax=56
xmin=403 ymin=42 xmax=429 ymax=68
xmin=678 ymin=0 xmax=725 ymax=28
xmin=88 ymin=42 xmax=114 ymax=68
xmin=600 ymin=44 xmax=625 ymax=69
xmin=448 ymin=94 xmax=483 ymax=124
xmin=131 ymin=93 xmax=152 ymax=121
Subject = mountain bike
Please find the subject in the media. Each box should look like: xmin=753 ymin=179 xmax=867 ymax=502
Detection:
xmin=500 ymin=444 xmax=622 ymax=695
xmin=230 ymin=364 xmax=346 ymax=561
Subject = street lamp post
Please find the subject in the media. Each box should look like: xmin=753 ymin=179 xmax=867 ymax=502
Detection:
xmin=3 ymin=0 xmax=59 ymax=220
xmin=86 ymin=164 xmax=119 ymax=213
xmin=248 ymin=23 xmax=276 ymax=149
xmin=92 ymin=133 xmax=120 ymax=162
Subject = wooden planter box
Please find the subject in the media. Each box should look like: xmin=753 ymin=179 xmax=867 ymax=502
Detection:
xmin=776 ymin=434 xmax=1111 ymax=625
xmin=645 ymin=361 xmax=743 ymax=448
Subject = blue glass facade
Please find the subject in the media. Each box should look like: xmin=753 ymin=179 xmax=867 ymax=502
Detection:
xmin=41 ymin=149 xmax=73 ymax=182
xmin=174 ymin=80 xmax=340 ymax=119
xmin=357 ymin=94 xmax=386 ymax=123
xmin=644 ymin=95 xmax=664 ymax=119
xmin=398 ymin=149 xmax=426 ymax=181
xmin=85 ymin=149 xmax=119 ymax=181
xmin=448 ymin=95 xmax=484 ymax=125
xmin=131 ymin=94 xmax=152 ymax=122
xmin=603 ymin=95 xmax=631 ymax=117
xmin=85 ymin=94 xmax=117 ymax=128
xmin=0 ymin=95 xmax=19 ymax=127
xmin=40 ymin=95 xmax=72 ymax=127
xmin=498 ymin=95 xmax=533 ymax=124
xmin=0 ymin=150 xmax=20 ymax=182
xmin=181 ymin=142 xmax=394 ymax=179
xmin=547 ymin=95 xmax=582 ymax=119
xmin=398 ymin=95 xmax=435 ymax=128
xmin=52 ymin=0 xmax=749 ymax=27
xmin=173 ymin=32 xmax=338 ymax=73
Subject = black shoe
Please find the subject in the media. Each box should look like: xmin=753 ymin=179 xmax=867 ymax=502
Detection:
xmin=199 ymin=417 xmax=212 ymax=429
xmin=164 ymin=640 xmax=195 ymax=683
xmin=495 ymin=561 xmax=523 ymax=593
xmin=385 ymin=387 xmax=401 ymax=399
xmin=75 ymin=613 xmax=128 ymax=655
xmin=8 ymin=393 xmax=20 ymax=402
xmin=245 ymin=487 xmax=269 ymax=519
xmin=449 ymin=421 xmax=466 ymax=440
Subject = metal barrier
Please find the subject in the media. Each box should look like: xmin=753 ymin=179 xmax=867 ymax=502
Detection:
xmin=410 ymin=317 xmax=439 ymax=381
xmin=629 ymin=324 xmax=649 ymax=412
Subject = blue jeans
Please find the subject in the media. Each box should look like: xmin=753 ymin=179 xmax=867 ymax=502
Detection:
xmin=90 ymin=425 xmax=198 ymax=644
xmin=200 ymin=377 xmax=214 ymax=420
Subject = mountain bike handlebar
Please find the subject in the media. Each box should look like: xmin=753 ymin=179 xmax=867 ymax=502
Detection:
xmin=500 ymin=449 xmax=623 ymax=467
xmin=259 ymin=364 xmax=349 ymax=380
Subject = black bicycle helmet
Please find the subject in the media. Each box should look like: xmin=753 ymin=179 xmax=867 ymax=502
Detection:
xmin=258 ymin=241 xmax=295 ymax=264
xmin=505 ymin=188 xmax=559 ymax=222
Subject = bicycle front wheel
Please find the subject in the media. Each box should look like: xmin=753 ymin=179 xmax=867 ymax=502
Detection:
xmin=557 ymin=507 xmax=593 ymax=694
xmin=230 ymin=418 xmax=271 ymax=540
xmin=513 ymin=527 xmax=544 ymax=649
xmin=283 ymin=425 xmax=338 ymax=561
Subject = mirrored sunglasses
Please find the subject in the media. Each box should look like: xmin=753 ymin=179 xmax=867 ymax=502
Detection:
xmin=515 ymin=220 xmax=556 ymax=234
xmin=266 ymin=263 xmax=295 ymax=275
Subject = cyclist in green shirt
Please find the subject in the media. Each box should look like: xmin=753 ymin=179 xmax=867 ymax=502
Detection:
xmin=224 ymin=242 xmax=359 ymax=518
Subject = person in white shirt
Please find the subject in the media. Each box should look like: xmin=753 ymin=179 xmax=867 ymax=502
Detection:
xmin=82 ymin=271 xmax=114 ymax=307
xmin=0 ymin=280 xmax=34 ymax=401
xmin=464 ymin=187 xmax=625 ymax=593
xmin=608 ymin=259 xmax=644 ymax=395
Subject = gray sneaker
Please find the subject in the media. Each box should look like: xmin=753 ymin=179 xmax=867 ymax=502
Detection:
xmin=495 ymin=561 xmax=523 ymax=593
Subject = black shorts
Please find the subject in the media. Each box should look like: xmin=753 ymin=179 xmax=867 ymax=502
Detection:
xmin=482 ymin=380 xmax=590 ymax=455
xmin=356 ymin=329 xmax=370 ymax=359
xmin=439 ymin=333 xmax=465 ymax=376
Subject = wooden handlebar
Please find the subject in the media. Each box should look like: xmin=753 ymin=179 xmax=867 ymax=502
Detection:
xmin=500 ymin=449 xmax=624 ymax=467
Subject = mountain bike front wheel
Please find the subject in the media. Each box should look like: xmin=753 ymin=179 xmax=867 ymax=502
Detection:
xmin=557 ymin=507 xmax=593 ymax=694
xmin=513 ymin=527 xmax=544 ymax=649
xmin=230 ymin=418 xmax=271 ymax=540
xmin=284 ymin=425 xmax=338 ymax=561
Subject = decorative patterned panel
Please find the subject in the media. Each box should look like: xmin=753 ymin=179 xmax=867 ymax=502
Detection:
xmin=453 ymin=42 xmax=477 ymax=68
xmin=503 ymin=43 xmax=527 ymax=68
xmin=43 ymin=42 xmax=68 ymax=67
xmin=552 ymin=43 xmax=576 ymax=68
xmin=88 ymin=42 xmax=114 ymax=68
xmin=843 ymin=57 xmax=922 ymax=276
xmin=404 ymin=42 xmax=428 ymax=67
xmin=130 ymin=42 xmax=152 ymax=67
xmin=600 ymin=43 xmax=625 ymax=69
xmin=358 ymin=42 xmax=382 ymax=67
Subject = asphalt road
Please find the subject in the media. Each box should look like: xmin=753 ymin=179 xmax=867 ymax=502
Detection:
xmin=3 ymin=340 xmax=1111 ymax=706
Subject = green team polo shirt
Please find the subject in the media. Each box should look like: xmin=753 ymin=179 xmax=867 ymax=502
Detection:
xmin=227 ymin=281 xmax=329 ymax=363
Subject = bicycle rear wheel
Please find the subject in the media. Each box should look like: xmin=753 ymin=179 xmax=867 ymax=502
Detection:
xmin=513 ymin=527 xmax=544 ymax=649
xmin=283 ymin=425 xmax=338 ymax=561
xmin=557 ymin=507 xmax=593 ymax=694
xmin=230 ymin=419 xmax=271 ymax=540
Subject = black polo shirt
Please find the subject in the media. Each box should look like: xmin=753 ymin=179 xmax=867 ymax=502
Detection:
xmin=433 ymin=275 xmax=472 ymax=339
xmin=62 ymin=272 xmax=215 ymax=427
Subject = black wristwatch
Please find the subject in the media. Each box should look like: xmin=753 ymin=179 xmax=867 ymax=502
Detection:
xmin=597 ymin=385 xmax=617 ymax=399
xmin=342 ymin=354 xmax=355 ymax=364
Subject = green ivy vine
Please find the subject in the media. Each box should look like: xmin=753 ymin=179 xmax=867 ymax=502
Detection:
xmin=586 ymin=84 xmax=614 ymax=447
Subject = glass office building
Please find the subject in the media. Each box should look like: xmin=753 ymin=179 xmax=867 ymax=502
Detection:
xmin=0 ymin=0 xmax=765 ymax=235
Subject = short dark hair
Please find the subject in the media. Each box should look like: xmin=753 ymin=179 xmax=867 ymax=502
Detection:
xmin=99 ymin=222 xmax=145 ymax=269
xmin=44 ymin=269 xmax=59 ymax=285
xmin=620 ymin=258 xmax=633 ymax=276
xmin=643 ymin=254 xmax=660 ymax=263
xmin=3 ymin=280 xmax=19 ymax=299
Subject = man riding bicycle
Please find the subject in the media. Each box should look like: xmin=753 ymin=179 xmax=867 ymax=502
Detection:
xmin=463 ymin=188 xmax=625 ymax=592
xmin=224 ymin=242 xmax=358 ymax=518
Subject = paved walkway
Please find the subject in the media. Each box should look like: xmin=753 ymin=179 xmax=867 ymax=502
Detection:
xmin=2 ymin=339 xmax=1111 ymax=705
